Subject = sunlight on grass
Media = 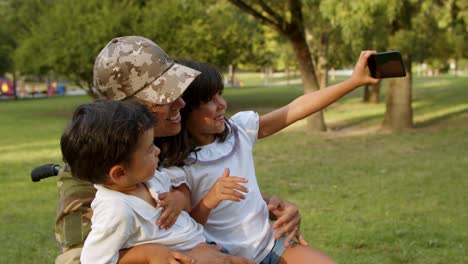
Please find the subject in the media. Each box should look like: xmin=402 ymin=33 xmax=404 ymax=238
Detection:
xmin=414 ymin=103 xmax=468 ymax=123
xmin=0 ymin=147 xmax=60 ymax=162
xmin=415 ymin=79 xmax=454 ymax=89
xmin=0 ymin=139 xmax=59 ymax=153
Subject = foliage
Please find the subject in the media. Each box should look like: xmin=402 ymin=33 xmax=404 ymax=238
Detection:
xmin=0 ymin=6 xmax=13 ymax=75
xmin=320 ymin=1 xmax=401 ymax=55
xmin=320 ymin=0 xmax=467 ymax=69
xmin=10 ymin=0 xmax=273 ymax=89
xmin=140 ymin=0 xmax=274 ymax=68
xmin=0 ymin=0 xmax=50 ymax=76
xmin=2 ymin=0 xmax=466 ymax=90
xmin=14 ymin=0 xmax=143 ymax=89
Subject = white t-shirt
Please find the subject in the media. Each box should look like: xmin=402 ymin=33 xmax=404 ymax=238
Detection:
xmin=168 ymin=111 xmax=275 ymax=263
xmin=80 ymin=171 xmax=205 ymax=264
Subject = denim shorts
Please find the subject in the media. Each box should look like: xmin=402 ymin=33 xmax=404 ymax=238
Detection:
xmin=259 ymin=237 xmax=289 ymax=264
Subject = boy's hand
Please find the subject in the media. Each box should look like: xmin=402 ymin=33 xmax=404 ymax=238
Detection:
xmin=187 ymin=243 xmax=255 ymax=264
xmin=202 ymin=168 xmax=248 ymax=209
xmin=119 ymin=244 xmax=195 ymax=264
xmin=350 ymin=50 xmax=381 ymax=87
xmin=267 ymin=196 xmax=308 ymax=247
xmin=169 ymin=251 xmax=196 ymax=264
xmin=157 ymin=190 xmax=186 ymax=229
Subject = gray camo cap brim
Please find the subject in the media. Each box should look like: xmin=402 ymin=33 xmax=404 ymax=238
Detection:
xmin=133 ymin=63 xmax=200 ymax=104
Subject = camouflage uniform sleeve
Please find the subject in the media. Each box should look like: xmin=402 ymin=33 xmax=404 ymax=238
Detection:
xmin=55 ymin=165 xmax=96 ymax=263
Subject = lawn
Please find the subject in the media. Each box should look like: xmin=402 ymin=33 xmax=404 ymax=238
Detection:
xmin=0 ymin=75 xmax=466 ymax=263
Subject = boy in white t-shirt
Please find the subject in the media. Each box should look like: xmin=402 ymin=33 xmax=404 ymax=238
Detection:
xmin=60 ymin=99 xmax=253 ymax=264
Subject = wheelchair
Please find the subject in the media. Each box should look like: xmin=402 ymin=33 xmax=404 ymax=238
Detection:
xmin=31 ymin=163 xmax=95 ymax=264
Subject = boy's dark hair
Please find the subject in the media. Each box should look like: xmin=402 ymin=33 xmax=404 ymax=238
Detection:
xmin=157 ymin=60 xmax=231 ymax=167
xmin=61 ymin=100 xmax=153 ymax=184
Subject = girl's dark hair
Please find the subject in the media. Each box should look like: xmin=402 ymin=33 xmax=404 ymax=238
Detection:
xmin=61 ymin=100 xmax=153 ymax=184
xmin=157 ymin=60 xmax=231 ymax=167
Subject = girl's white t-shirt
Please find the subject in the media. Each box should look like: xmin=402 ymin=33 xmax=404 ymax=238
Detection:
xmin=169 ymin=111 xmax=275 ymax=262
xmin=81 ymin=171 xmax=205 ymax=264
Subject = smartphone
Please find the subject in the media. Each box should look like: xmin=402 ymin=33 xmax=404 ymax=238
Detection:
xmin=367 ymin=51 xmax=406 ymax=78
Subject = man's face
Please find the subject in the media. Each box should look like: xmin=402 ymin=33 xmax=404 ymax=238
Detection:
xmin=144 ymin=97 xmax=186 ymax=137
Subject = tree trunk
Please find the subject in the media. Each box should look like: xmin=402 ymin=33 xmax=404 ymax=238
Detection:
xmin=289 ymin=33 xmax=326 ymax=131
xmin=226 ymin=0 xmax=325 ymax=131
xmin=363 ymin=85 xmax=370 ymax=101
xmin=13 ymin=70 xmax=18 ymax=100
xmin=382 ymin=55 xmax=413 ymax=130
xmin=316 ymin=33 xmax=329 ymax=89
xmin=230 ymin=64 xmax=236 ymax=86
xmin=363 ymin=82 xmax=380 ymax=103
xmin=264 ymin=65 xmax=271 ymax=87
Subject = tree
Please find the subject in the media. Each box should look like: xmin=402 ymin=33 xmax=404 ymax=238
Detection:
xmin=382 ymin=0 xmax=445 ymax=130
xmin=14 ymin=0 xmax=143 ymax=95
xmin=302 ymin=0 xmax=343 ymax=90
xmin=140 ymin=0 xmax=270 ymax=83
xmin=320 ymin=0 xmax=467 ymax=130
xmin=320 ymin=0 xmax=414 ymax=130
xmin=13 ymin=0 xmax=269 ymax=95
xmin=431 ymin=0 xmax=468 ymax=76
xmin=227 ymin=0 xmax=326 ymax=131
xmin=0 ymin=13 xmax=14 ymax=77
xmin=0 ymin=0 xmax=51 ymax=99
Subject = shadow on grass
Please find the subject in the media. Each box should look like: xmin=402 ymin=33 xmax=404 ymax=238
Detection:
xmin=330 ymin=104 xmax=468 ymax=131
xmin=325 ymin=102 xmax=468 ymax=132
xmin=414 ymin=108 xmax=468 ymax=128
xmin=327 ymin=112 xmax=384 ymax=130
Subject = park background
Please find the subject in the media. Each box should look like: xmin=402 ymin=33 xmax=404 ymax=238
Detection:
xmin=0 ymin=0 xmax=467 ymax=263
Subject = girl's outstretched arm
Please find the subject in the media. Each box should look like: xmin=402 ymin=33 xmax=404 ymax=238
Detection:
xmin=258 ymin=50 xmax=380 ymax=139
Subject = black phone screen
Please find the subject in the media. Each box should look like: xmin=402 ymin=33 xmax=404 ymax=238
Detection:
xmin=368 ymin=51 xmax=406 ymax=78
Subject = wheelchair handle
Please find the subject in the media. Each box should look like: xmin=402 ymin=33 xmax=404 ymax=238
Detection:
xmin=31 ymin=164 xmax=62 ymax=182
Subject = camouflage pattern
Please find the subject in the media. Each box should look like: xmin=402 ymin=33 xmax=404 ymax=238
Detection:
xmin=55 ymin=165 xmax=95 ymax=263
xmin=93 ymin=36 xmax=200 ymax=104
xmin=55 ymin=248 xmax=82 ymax=264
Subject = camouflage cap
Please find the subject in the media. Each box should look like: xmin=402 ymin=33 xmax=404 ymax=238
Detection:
xmin=93 ymin=36 xmax=200 ymax=104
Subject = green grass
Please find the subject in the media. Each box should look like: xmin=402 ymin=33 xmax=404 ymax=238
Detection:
xmin=0 ymin=75 xmax=467 ymax=263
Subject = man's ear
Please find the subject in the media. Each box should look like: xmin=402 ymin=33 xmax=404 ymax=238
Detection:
xmin=108 ymin=164 xmax=127 ymax=184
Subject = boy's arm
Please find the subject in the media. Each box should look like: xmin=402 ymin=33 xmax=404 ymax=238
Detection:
xmin=263 ymin=194 xmax=308 ymax=247
xmin=187 ymin=243 xmax=256 ymax=264
xmin=119 ymin=244 xmax=194 ymax=264
xmin=190 ymin=168 xmax=248 ymax=224
xmin=258 ymin=50 xmax=379 ymax=139
xmin=119 ymin=243 xmax=255 ymax=264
